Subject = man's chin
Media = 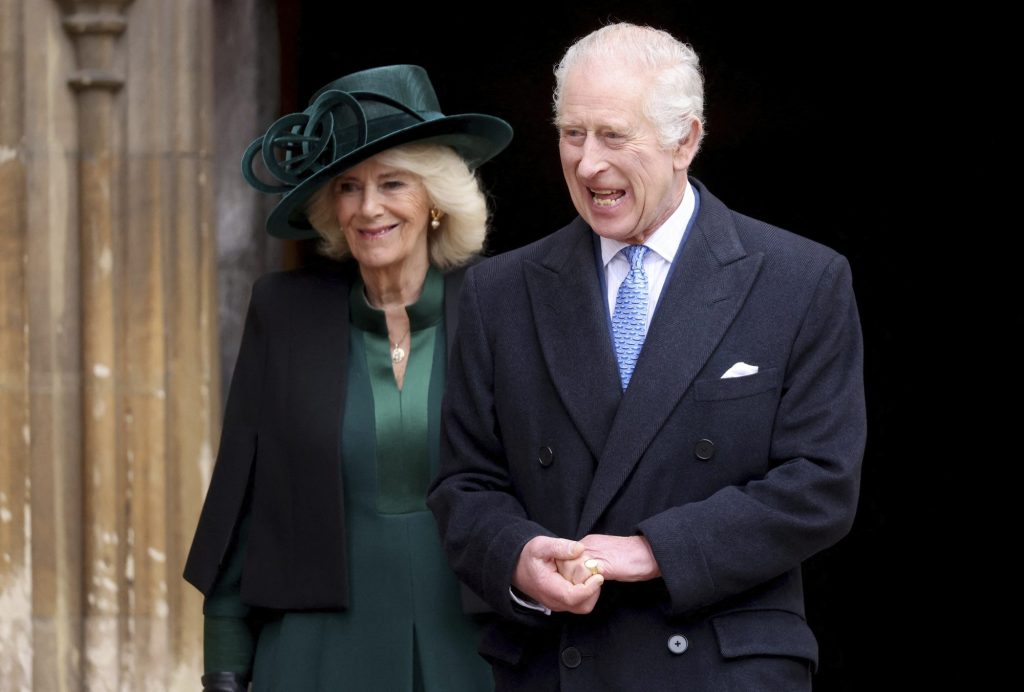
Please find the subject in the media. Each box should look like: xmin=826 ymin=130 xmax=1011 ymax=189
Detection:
xmin=590 ymin=222 xmax=635 ymax=243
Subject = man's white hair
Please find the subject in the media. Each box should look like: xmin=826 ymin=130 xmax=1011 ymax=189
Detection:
xmin=553 ymin=22 xmax=705 ymax=153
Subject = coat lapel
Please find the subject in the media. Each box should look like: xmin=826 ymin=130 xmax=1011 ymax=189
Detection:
xmin=523 ymin=219 xmax=622 ymax=461
xmin=577 ymin=183 xmax=764 ymax=536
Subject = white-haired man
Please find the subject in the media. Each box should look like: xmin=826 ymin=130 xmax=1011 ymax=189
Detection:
xmin=429 ymin=23 xmax=865 ymax=691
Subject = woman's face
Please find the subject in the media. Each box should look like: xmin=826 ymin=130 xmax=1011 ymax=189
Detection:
xmin=332 ymin=153 xmax=431 ymax=272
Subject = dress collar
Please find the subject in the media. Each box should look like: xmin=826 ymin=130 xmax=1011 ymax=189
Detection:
xmin=350 ymin=264 xmax=444 ymax=334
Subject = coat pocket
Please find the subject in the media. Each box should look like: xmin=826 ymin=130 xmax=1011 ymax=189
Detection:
xmin=712 ymin=608 xmax=819 ymax=672
xmin=694 ymin=367 xmax=781 ymax=401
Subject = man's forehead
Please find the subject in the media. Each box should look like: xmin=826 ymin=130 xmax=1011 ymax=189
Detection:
xmin=562 ymin=61 xmax=647 ymax=101
xmin=557 ymin=86 xmax=645 ymax=129
xmin=556 ymin=109 xmax=636 ymax=132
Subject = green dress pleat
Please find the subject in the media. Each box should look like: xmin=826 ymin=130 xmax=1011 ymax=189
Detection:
xmin=207 ymin=267 xmax=491 ymax=692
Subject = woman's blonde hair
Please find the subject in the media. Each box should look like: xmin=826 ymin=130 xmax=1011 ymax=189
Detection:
xmin=304 ymin=143 xmax=489 ymax=270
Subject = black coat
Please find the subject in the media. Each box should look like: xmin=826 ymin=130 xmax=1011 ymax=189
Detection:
xmin=427 ymin=180 xmax=866 ymax=691
xmin=184 ymin=261 xmax=468 ymax=609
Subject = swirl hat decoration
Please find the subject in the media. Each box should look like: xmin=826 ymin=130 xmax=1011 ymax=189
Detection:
xmin=242 ymin=64 xmax=513 ymax=239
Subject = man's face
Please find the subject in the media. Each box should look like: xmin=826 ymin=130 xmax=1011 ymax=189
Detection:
xmin=557 ymin=61 xmax=697 ymax=244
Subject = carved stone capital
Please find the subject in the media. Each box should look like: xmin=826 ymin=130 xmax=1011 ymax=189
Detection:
xmin=57 ymin=1 xmax=135 ymax=92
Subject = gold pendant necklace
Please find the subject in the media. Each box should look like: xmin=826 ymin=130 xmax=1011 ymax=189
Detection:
xmin=391 ymin=328 xmax=409 ymax=364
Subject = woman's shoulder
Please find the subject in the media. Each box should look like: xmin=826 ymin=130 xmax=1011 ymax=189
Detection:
xmin=251 ymin=260 xmax=356 ymax=300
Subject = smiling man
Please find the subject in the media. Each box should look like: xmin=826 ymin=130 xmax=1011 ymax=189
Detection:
xmin=429 ymin=22 xmax=866 ymax=692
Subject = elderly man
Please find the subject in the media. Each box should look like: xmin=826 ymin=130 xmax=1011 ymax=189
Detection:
xmin=428 ymin=22 xmax=865 ymax=691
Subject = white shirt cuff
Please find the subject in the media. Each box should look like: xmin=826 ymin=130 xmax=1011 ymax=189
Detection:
xmin=509 ymin=587 xmax=552 ymax=616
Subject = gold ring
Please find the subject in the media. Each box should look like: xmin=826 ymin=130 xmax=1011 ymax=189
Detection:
xmin=584 ymin=558 xmax=601 ymax=575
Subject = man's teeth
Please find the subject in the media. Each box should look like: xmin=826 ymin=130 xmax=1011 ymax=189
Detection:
xmin=590 ymin=189 xmax=624 ymax=207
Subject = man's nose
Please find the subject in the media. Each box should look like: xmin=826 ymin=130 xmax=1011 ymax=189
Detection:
xmin=577 ymin=137 xmax=608 ymax=178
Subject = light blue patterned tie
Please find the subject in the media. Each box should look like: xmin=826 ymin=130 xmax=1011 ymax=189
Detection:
xmin=612 ymin=244 xmax=649 ymax=390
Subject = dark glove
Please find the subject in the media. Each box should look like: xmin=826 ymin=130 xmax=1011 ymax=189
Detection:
xmin=201 ymin=672 xmax=249 ymax=692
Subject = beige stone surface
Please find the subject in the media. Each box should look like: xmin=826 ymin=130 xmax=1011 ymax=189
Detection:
xmin=24 ymin=6 xmax=84 ymax=691
xmin=2 ymin=2 xmax=35 ymax=689
xmin=1 ymin=0 xmax=218 ymax=688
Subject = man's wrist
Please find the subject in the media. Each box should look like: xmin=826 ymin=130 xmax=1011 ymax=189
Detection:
xmin=509 ymin=585 xmax=552 ymax=616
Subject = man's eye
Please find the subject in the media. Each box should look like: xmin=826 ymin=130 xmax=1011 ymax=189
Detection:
xmin=562 ymin=129 xmax=584 ymax=140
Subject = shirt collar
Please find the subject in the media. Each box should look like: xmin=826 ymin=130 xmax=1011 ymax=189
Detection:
xmin=600 ymin=180 xmax=695 ymax=267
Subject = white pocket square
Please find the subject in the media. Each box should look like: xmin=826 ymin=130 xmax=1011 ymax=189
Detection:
xmin=721 ymin=362 xmax=759 ymax=379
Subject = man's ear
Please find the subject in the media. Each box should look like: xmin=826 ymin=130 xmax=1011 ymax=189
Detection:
xmin=673 ymin=118 xmax=702 ymax=171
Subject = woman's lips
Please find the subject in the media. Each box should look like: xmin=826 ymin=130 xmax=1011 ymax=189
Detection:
xmin=359 ymin=223 xmax=397 ymax=238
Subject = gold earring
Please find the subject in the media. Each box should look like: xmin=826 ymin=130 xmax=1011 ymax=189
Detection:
xmin=430 ymin=208 xmax=442 ymax=230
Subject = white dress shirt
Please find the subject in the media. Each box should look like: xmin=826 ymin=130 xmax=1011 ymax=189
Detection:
xmin=600 ymin=181 xmax=696 ymax=328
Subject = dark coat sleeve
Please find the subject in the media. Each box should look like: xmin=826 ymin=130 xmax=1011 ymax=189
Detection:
xmin=427 ymin=267 xmax=555 ymax=625
xmin=184 ymin=276 xmax=269 ymax=595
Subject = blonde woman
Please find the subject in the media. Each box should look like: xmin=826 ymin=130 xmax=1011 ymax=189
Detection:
xmin=185 ymin=65 xmax=512 ymax=692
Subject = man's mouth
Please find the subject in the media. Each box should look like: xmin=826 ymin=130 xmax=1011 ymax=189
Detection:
xmin=589 ymin=188 xmax=625 ymax=207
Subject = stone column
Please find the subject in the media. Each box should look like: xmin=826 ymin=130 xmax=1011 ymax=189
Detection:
xmin=60 ymin=2 xmax=219 ymax=690
xmin=2 ymin=0 xmax=222 ymax=686
xmin=2 ymin=2 xmax=85 ymax=690
xmin=60 ymin=3 xmax=132 ymax=688
xmin=114 ymin=0 xmax=218 ymax=687
xmin=124 ymin=3 xmax=219 ymax=686
xmin=25 ymin=6 xmax=86 ymax=691
xmin=4 ymin=2 xmax=85 ymax=690
xmin=0 ymin=0 xmax=33 ymax=689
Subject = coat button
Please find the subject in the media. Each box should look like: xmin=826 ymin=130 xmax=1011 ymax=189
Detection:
xmin=667 ymin=634 xmax=689 ymax=655
xmin=561 ymin=646 xmax=582 ymax=668
xmin=694 ymin=439 xmax=715 ymax=460
xmin=539 ymin=446 xmax=554 ymax=467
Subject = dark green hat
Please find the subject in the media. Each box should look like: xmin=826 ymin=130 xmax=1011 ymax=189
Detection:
xmin=242 ymin=64 xmax=513 ymax=239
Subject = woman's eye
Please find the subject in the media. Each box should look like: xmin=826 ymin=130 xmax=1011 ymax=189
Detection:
xmin=382 ymin=180 xmax=406 ymax=190
xmin=336 ymin=181 xmax=358 ymax=194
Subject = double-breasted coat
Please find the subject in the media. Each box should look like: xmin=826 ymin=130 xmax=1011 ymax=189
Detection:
xmin=427 ymin=180 xmax=866 ymax=691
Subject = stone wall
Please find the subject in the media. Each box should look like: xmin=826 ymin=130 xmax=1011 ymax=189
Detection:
xmin=0 ymin=0 xmax=263 ymax=688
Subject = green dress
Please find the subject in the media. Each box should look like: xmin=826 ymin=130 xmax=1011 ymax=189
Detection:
xmin=204 ymin=267 xmax=492 ymax=692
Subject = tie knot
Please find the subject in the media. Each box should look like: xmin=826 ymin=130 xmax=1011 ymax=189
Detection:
xmin=623 ymin=244 xmax=648 ymax=270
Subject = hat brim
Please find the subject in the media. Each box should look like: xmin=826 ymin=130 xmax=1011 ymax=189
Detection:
xmin=265 ymin=113 xmax=513 ymax=240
